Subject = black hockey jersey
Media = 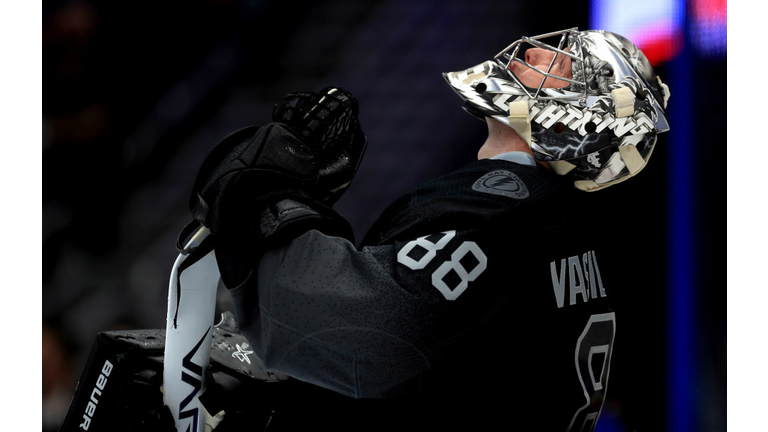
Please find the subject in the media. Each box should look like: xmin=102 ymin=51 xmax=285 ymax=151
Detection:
xmin=230 ymin=158 xmax=615 ymax=431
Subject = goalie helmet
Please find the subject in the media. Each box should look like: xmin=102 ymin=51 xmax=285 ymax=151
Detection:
xmin=443 ymin=28 xmax=671 ymax=191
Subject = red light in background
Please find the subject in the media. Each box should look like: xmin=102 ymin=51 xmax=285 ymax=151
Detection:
xmin=633 ymin=23 xmax=684 ymax=65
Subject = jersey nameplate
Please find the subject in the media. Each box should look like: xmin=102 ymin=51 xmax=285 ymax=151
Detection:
xmin=472 ymin=170 xmax=530 ymax=200
xmin=550 ymin=251 xmax=606 ymax=308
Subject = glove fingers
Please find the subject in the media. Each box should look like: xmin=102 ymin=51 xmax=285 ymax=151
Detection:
xmin=278 ymin=87 xmax=359 ymax=148
xmin=272 ymin=86 xmax=366 ymax=205
xmin=272 ymin=91 xmax=315 ymax=125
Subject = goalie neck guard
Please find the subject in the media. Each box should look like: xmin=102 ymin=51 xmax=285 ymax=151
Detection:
xmin=443 ymin=28 xmax=671 ymax=191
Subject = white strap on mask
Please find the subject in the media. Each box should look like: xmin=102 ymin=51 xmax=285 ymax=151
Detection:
xmin=611 ymin=87 xmax=635 ymax=118
xmin=508 ymin=100 xmax=532 ymax=145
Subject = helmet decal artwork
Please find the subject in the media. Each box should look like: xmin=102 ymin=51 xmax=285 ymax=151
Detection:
xmin=443 ymin=28 xmax=671 ymax=191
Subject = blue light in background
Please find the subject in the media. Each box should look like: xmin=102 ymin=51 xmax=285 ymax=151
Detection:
xmin=590 ymin=1 xmax=695 ymax=431
xmin=665 ymin=10 xmax=695 ymax=431
xmin=690 ymin=0 xmax=727 ymax=57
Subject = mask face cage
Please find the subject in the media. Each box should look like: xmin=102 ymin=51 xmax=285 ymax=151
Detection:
xmin=493 ymin=27 xmax=588 ymax=104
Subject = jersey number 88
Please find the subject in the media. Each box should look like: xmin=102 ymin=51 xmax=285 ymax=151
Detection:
xmin=397 ymin=231 xmax=488 ymax=301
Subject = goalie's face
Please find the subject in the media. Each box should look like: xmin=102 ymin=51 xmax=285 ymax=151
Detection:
xmin=509 ymin=47 xmax=573 ymax=89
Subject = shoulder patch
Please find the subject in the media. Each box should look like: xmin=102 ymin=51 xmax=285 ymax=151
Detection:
xmin=472 ymin=170 xmax=530 ymax=200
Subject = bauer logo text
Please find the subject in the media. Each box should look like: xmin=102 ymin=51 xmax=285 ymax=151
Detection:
xmin=79 ymin=359 xmax=113 ymax=430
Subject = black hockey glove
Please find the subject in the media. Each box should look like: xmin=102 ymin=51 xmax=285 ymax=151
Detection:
xmin=184 ymin=122 xmax=356 ymax=287
xmin=189 ymin=123 xmax=325 ymax=238
xmin=184 ymin=88 xmax=366 ymax=287
xmin=272 ymin=86 xmax=367 ymax=205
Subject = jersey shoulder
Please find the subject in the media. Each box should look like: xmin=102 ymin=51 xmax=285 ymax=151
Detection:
xmin=362 ymin=159 xmax=574 ymax=246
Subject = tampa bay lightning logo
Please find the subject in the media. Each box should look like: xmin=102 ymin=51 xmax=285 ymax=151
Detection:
xmin=472 ymin=170 xmax=530 ymax=199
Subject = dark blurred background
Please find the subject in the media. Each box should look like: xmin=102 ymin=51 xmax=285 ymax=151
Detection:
xmin=42 ymin=1 xmax=726 ymax=431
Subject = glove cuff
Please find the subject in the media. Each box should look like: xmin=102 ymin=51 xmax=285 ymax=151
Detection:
xmin=259 ymin=198 xmax=353 ymax=243
xmin=214 ymin=197 xmax=353 ymax=289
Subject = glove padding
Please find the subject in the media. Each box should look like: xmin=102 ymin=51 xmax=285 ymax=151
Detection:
xmin=189 ymin=123 xmax=351 ymax=239
xmin=184 ymin=87 xmax=365 ymax=288
xmin=272 ymin=86 xmax=367 ymax=205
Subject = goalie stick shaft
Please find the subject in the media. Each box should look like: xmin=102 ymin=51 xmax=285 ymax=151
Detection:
xmin=164 ymin=227 xmax=220 ymax=432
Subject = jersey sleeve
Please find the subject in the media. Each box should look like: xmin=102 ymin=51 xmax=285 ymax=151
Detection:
xmin=228 ymin=220 xmax=503 ymax=399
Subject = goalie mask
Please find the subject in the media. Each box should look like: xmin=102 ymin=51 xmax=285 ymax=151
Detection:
xmin=443 ymin=28 xmax=671 ymax=191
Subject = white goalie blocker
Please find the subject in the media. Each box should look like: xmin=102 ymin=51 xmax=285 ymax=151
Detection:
xmin=163 ymin=226 xmax=225 ymax=432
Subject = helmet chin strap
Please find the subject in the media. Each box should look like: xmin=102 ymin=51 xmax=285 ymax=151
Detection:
xmin=507 ymin=100 xmax=532 ymax=145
